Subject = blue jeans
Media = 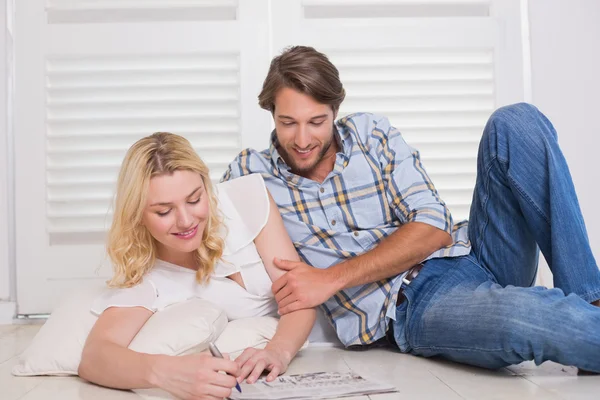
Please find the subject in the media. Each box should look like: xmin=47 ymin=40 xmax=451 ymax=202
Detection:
xmin=391 ymin=103 xmax=600 ymax=371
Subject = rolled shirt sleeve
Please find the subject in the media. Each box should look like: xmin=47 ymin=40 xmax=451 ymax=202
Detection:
xmin=374 ymin=116 xmax=454 ymax=234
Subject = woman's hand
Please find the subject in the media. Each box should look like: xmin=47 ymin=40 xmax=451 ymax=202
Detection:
xmin=234 ymin=346 xmax=292 ymax=384
xmin=153 ymin=352 xmax=240 ymax=400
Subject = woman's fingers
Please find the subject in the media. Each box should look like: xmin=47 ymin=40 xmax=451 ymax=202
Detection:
xmin=246 ymin=359 xmax=268 ymax=384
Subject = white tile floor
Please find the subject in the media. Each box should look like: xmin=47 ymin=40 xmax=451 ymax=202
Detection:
xmin=1 ymin=323 xmax=599 ymax=400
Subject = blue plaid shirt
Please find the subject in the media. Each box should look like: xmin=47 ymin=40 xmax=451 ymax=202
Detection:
xmin=221 ymin=113 xmax=470 ymax=346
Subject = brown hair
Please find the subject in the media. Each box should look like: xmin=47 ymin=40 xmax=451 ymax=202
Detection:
xmin=258 ymin=46 xmax=346 ymax=113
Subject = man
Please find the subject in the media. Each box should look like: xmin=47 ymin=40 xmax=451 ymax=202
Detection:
xmin=222 ymin=46 xmax=600 ymax=373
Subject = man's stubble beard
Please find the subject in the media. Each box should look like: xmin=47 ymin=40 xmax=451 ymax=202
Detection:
xmin=279 ymin=133 xmax=334 ymax=176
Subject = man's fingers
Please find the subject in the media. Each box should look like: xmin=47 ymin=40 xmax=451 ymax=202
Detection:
xmin=271 ymin=274 xmax=288 ymax=295
xmin=279 ymin=301 xmax=303 ymax=315
xmin=277 ymin=291 xmax=297 ymax=309
xmin=274 ymin=283 xmax=293 ymax=304
xmin=273 ymin=257 xmax=296 ymax=270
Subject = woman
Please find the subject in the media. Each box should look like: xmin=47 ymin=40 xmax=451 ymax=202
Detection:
xmin=78 ymin=132 xmax=316 ymax=400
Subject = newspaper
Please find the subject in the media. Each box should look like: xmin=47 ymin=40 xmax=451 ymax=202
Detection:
xmin=228 ymin=371 xmax=398 ymax=400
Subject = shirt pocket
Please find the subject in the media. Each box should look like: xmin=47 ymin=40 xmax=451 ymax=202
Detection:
xmin=349 ymin=195 xmax=390 ymax=230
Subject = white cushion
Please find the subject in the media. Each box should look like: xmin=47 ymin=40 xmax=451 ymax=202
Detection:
xmin=215 ymin=316 xmax=309 ymax=359
xmin=11 ymin=282 xmax=227 ymax=376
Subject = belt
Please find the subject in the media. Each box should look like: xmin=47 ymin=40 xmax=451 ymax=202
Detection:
xmin=396 ymin=262 xmax=425 ymax=306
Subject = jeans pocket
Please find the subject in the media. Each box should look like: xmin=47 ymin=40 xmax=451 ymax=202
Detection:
xmin=465 ymin=252 xmax=498 ymax=282
xmin=392 ymin=300 xmax=411 ymax=353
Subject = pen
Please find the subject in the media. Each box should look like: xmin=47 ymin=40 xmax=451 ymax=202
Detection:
xmin=208 ymin=342 xmax=242 ymax=393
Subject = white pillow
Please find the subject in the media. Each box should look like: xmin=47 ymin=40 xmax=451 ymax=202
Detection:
xmin=11 ymin=283 xmax=227 ymax=376
xmin=215 ymin=316 xmax=309 ymax=359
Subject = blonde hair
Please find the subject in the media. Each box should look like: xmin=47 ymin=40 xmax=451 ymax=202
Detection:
xmin=107 ymin=132 xmax=224 ymax=288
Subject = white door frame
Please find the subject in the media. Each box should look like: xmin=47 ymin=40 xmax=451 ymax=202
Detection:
xmin=0 ymin=0 xmax=17 ymax=323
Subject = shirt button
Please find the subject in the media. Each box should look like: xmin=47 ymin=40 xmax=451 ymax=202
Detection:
xmin=320 ymin=187 xmax=325 ymax=193
xmin=331 ymin=220 xmax=336 ymax=226
xmin=353 ymin=231 xmax=359 ymax=237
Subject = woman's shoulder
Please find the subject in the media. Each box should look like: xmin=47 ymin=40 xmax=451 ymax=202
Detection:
xmin=91 ymin=261 xmax=196 ymax=315
xmin=90 ymin=278 xmax=158 ymax=316
xmin=216 ymin=174 xmax=269 ymax=212
xmin=216 ymin=174 xmax=269 ymax=256
xmin=217 ymin=172 xmax=267 ymax=193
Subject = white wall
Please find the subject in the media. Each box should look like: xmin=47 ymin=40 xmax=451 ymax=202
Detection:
xmin=529 ymin=0 xmax=600 ymax=277
xmin=0 ymin=0 xmax=11 ymax=303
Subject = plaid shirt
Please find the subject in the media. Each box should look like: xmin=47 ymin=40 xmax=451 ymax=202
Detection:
xmin=221 ymin=113 xmax=470 ymax=346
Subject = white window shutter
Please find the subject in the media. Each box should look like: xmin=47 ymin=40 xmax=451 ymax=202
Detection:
xmin=14 ymin=0 xmax=525 ymax=314
xmin=272 ymin=0 xmax=525 ymax=222
xmin=334 ymin=48 xmax=493 ymax=221
xmin=15 ymin=0 xmax=271 ymax=314
xmin=47 ymin=53 xmax=242 ymax=236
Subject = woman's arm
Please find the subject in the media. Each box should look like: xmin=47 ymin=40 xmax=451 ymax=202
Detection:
xmin=79 ymin=306 xmax=156 ymax=388
xmin=236 ymin=191 xmax=316 ymax=383
xmin=79 ymin=306 xmax=239 ymax=399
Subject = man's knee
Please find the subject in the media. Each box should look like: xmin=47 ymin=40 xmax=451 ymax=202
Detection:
xmin=494 ymin=102 xmax=537 ymax=116
xmin=489 ymin=103 xmax=539 ymax=128
xmin=486 ymin=102 xmax=557 ymax=144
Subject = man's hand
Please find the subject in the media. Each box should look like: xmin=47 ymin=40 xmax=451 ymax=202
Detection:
xmin=271 ymin=258 xmax=340 ymax=314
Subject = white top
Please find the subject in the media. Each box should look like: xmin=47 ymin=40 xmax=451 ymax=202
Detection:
xmin=91 ymin=173 xmax=278 ymax=321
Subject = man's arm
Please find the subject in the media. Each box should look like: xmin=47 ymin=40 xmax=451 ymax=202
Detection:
xmin=331 ymin=221 xmax=451 ymax=288
xmin=273 ymin=115 xmax=454 ymax=314
xmin=273 ymin=221 xmax=450 ymax=314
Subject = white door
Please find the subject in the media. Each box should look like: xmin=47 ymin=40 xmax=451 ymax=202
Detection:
xmin=270 ymin=0 xmax=526 ymax=222
xmin=15 ymin=0 xmax=528 ymax=314
xmin=14 ymin=0 xmax=271 ymax=314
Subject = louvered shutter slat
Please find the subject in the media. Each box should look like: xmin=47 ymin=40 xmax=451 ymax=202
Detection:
xmin=46 ymin=53 xmax=241 ymax=235
xmin=331 ymin=47 xmax=494 ymax=220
